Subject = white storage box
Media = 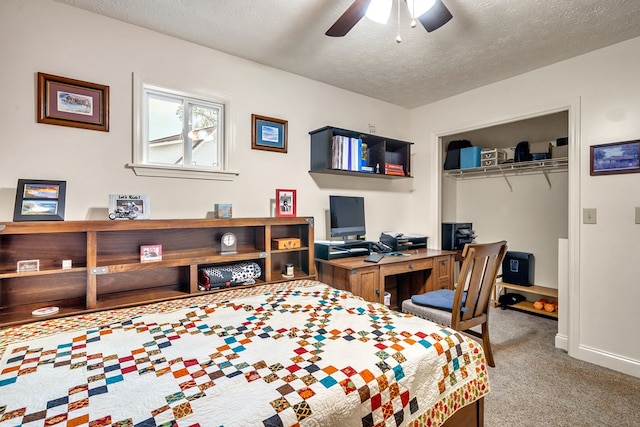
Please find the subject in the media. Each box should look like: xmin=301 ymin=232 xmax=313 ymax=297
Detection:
xmin=481 ymin=148 xmax=507 ymax=164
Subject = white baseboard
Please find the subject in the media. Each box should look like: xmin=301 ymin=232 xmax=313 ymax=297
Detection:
xmin=577 ymin=344 xmax=640 ymax=378
xmin=555 ymin=333 xmax=568 ymax=351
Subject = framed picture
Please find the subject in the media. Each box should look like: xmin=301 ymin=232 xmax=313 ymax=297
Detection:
xmin=140 ymin=245 xmax=163 ymax=262
xmin=37 ymin=72 xmax=109 ymax=132
xmin=276 ymin=189 xmax=296 ymax=217
xmin=13 ymin=179 xmax=66 ymax=221
xmin=251 ymin=114 xmax=288 ymax=153
xmin=17 ymin=259 xmax=40 ymax=273
xmin=590 ymin=139 xmax=640 ymax=176
xmin=109 ymin=194 xmax=150 ymax=220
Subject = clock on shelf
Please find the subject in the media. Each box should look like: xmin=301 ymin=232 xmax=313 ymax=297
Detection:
xmin=221 ymin=232 xmax=237 ymax=254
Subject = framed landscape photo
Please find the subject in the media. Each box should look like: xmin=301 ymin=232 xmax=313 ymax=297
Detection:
xmin=13 ymin=179 xmax=66 ymax=221
xmin=590 ymin=139 xmax=640 ymax=176
xmin=252 ymin=114 xmax=288 ymax=153
xmin=37 ymin=72 xmax=110 ymax=132
xmin=109 ymin=194 xmax=150 ymax=220
xmin=276 ymin=189 xmax=296 ymax=217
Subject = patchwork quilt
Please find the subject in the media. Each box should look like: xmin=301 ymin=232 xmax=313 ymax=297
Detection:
xmin=0 ymin=280 xmax=489 ymax=427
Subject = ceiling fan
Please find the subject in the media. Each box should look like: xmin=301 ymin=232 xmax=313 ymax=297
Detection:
xmin=326 ymin=0 xmax=453 ymax=37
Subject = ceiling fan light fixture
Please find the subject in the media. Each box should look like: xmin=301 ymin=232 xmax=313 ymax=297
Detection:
xmin=365 ymin=0 xmax=392 ymax=24
xmin=407 ymin=0 xmax=436 ymax=18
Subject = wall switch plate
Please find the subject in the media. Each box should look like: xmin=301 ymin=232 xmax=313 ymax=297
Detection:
xmin=636 ymin=207 xmax=640 ymax=224
xmin=583 ymin=208 xmax=597 ymax=224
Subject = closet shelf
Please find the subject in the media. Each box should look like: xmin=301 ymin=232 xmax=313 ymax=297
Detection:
xmin=444 ymin=157 xmax=568 ymax=191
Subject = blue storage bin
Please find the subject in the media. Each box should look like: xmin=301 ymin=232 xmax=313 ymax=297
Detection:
xmin=460 ymin=146 xmax=482 ymax=169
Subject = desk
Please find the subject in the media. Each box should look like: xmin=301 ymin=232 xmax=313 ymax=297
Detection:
xmin=315 ymin=249 xmax=455 ymax=309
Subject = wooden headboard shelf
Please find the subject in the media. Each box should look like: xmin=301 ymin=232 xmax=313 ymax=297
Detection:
xmin=0 ymin=217 xmax=315 ymax=327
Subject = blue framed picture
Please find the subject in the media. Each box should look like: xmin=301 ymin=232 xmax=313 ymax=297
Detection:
xmin=590 ymin=139 xmax=640 ymax=176
xmin=251 ymin=114 xmax=288 ymax=153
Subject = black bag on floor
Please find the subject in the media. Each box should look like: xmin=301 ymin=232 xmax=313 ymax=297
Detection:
xmin=444 ymin=139 xmax=472 ymax=170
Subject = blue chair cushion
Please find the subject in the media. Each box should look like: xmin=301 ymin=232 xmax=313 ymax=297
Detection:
xmin=411 ymin=289 xmax=467 ymax=312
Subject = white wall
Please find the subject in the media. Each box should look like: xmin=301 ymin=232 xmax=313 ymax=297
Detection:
xmin=450 ymin=172 xmax=568 ymax=288
xmin=409 ymin=37 xmax=640 ymax=377
xmin=0 ymin=0 xmax=415 ymax=242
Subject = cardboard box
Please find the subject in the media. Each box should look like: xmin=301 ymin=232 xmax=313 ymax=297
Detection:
xmin=551 ymin=145 xmax=568 ymax=158
xmin=272 ymin=238 xmax=301 ymax=250
xmin=460 ymin=146 xmax=483 ymax=169
xmin=530 ymin=141 xmax=552 ymax=154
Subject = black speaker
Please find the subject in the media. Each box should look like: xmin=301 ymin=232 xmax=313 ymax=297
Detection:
xmin=502 ymin=251 xmax=534 ymax=286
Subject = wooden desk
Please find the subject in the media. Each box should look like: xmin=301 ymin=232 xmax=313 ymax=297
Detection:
xmin=315 ymin=249 xmax=455 ymax=309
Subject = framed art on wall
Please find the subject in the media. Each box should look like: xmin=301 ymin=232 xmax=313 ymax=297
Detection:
xmin=37 ymin=72 xmax=110 ymax=132
xmin=252 ymin=114 xmax=288 ymax=153
xmin=276 ymin=189 xmax=296 ymax=217
xmin=13 ymin=179 xmax=67 ymax=221
xmin=590 ymin=139 xmax=640 ymax=176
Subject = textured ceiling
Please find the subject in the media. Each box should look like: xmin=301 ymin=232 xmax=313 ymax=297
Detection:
xmin=56 ymin=0 xmax=640 ymax=108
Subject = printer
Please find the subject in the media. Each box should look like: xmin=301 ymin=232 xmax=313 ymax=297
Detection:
xmin=379 ymin=232 xmax=428 ymax=251
xmin=442 ymin=222 xmax=476 ymax=250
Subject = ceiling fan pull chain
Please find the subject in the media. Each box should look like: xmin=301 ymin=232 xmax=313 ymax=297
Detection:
xmin=396 ymin=0 xmax=402 ymax=43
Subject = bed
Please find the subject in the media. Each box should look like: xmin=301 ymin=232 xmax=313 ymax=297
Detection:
xmin=0 ymin=280 xmax=489 ymax=427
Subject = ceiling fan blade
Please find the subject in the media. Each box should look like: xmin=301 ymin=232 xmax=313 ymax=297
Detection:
xmin=326 ymin=0 xmax=372 ymax=37
xmin=418 ymin=0 xmax=452 ymax=32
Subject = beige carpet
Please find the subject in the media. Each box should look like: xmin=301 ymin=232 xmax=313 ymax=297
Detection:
xmin=484 ymin=307 xmax=640 ymax=426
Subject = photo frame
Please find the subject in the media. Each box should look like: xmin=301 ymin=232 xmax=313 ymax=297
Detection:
xmin=590 ymin=139 xmax=640 ymax=176
xmin=37 ymin=72 xmax=110 ymax=132
xmin=109 ymin=194 xmax=150 ymax=220
xmin=276 ymin=189 xmax=296 ymax=217
xmin=252 ymin=114 xmax=288 ymax=153
xmin=13 ymin=179 xmax=66 ymax=222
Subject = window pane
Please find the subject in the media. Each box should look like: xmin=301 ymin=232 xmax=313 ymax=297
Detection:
xmin=147 ymin=94 xmax=184 ymax=166
xmin=190 ymin=103 xmax=221 ymax=168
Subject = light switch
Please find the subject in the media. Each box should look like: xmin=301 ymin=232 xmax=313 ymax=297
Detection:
xmin=636 ymin=207 xmax=640 ymax=224
xmin=583 ymin=208 xmax=597 ymax=224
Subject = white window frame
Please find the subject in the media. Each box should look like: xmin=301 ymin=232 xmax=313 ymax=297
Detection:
xmin=129 ymin=74 xmax=237 ymax=181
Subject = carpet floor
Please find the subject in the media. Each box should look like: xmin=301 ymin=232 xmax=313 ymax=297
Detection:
xmin=483 ymin=307 xmax=640 ymax=426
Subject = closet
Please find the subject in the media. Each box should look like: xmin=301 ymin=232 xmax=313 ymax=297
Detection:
xmin=440 ymin=111 xmax=568 ymax=309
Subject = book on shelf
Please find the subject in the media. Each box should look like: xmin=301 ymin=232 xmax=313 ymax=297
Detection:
xmin=385 ymin=163 xmax=404 ymax=171
xmin=331 ymin=135 xmax=365 ymax=172
xmin=385 ymin=170 xmax=406 ymax=176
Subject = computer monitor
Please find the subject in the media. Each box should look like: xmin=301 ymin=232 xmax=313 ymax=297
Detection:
xmin=329 ymin=195 xmax=366 ymax=240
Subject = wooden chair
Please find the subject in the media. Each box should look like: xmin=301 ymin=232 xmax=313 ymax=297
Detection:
xmin=401 ymin=241 xmax=507 ymax=367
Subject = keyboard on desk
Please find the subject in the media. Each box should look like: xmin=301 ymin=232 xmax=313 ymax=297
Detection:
xmin=364 ymin=253 xmax=385 ymax=263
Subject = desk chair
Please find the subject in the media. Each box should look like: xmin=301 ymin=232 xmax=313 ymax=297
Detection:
xmin=401 ymin=241 xmax=507 ymax=367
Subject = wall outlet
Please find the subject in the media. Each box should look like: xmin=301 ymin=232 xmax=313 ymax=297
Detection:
xmin=583 ymin=208 xmax=597 ymax=224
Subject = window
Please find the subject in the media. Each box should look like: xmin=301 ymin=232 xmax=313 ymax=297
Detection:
xmin=130 ymin=75 xmax=237 ymax=180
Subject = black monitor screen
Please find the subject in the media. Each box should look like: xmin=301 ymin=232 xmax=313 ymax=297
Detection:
xmin=329 ymin=195 xmax=366 ymax=239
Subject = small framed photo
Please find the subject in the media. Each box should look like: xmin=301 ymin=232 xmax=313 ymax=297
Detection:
xmin=109 ymin=194 xmax=150 ymax=220
xmin=251 ymin=114 xmax=288 ymax=153
xmin=140 ymin=245 xmax=162 ymax=262
xmin=13 ymin=179 xmax=66 ymax=222
xmin=590 ymin=139 xmax=640 ymax=176
xmin=17 ymin=259 xmax=40 ymax=273
xmin=37 ymin=72 xmax=109 ymax=132
xmin=214 ymin=203 xmax=233 ymax=218
xmin=276 ymin=189 xmax=297 ymax=217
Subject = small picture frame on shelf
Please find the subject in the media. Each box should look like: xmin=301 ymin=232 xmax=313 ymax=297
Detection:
xmin=275 ymin=189 xmax=296 ymax=217
xmin=13 ymin=179 xmax=66 ymax=222
xmin=17 ymin=259 xmax=40 ymax=273
xmin=214 ymin=203 xmax=233 ymax=218
xmin=140 ymin=245 xmax=162 ymax=262
xmin=590 ymin=139 xmax=640 ymax=176
xmin=109 ymin=194 xmax=150 ymax=220
xmin=251 ymin=114 xmax=288 ymax=153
